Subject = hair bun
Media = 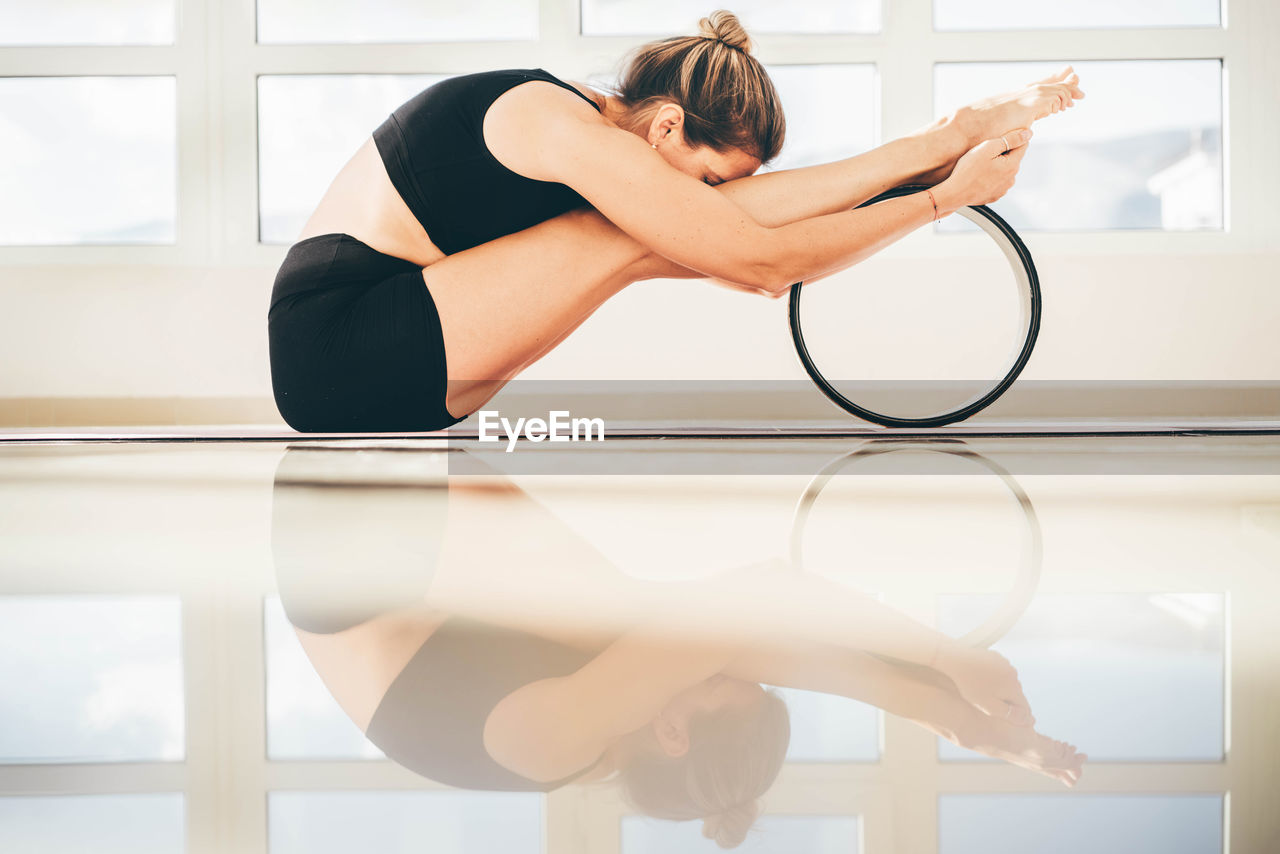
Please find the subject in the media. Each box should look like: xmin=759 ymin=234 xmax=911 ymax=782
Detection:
xmin=701 ymin=800 xmax=761 ymax=849
xmin=697 ymin=10 xmax=753 ymax=53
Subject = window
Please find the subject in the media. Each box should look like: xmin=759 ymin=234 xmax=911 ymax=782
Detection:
xmin=770 ymin=687 xmax=880 ymax=762
xmin=761 ymin=65 xmax=878 ymax=171
xmin=257 ymin=75 xmax=446 ymax=244
xmin=935 ymin=60 xmax=1223 ymax=232
xmin=0 ymin=77 xmax=177 ymax=246
xmin=581 ymin=0 xmax=880 ymax=36
xmin=257 ymin=0 xmax=538 ymax=43
xmin=939 ymin=794 xmax=1223 ymax=853
xmin=937 ymin=593 xmax=1225 ymax=762
xmin=268 ymin=791 xmax=543 ymax=854
xmin=0 ymin=596 xmax=184 ymax=763
xmin=0 ymin=0 xmax=175 ymax=46
xmin=0 ymin=0 xmax=1246 ymax=253
xmin=0 ymin=795 xmax=185 ymax=852
xmin=263 ymin=597 xmax=384 ymax=760
xmin=934 ymin=0 xmax=1221 ymax=31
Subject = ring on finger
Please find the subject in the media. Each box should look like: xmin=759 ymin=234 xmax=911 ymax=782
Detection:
xmin=1000 ymin=134 xmax=1011 ymax=154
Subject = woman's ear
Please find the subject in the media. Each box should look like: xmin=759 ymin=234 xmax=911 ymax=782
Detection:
xmin=648 ymin=102 xmax=686 ymax=147
xmin=652 ymin=711 xmax=691 ymax=758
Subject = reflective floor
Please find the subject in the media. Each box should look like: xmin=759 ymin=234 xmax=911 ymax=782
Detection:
xmin=1 ymin=433 xmax=1277 ymax=853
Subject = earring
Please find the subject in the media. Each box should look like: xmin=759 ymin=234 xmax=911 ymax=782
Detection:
xmin=650 ymin=142 xmax=658 ymax=149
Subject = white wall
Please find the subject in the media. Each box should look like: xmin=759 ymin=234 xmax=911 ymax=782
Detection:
xmin=3 ymin=248 xmax=1277 ymax=401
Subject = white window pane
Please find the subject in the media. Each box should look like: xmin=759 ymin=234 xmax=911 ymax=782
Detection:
xmin=257 ymin=0 xmax=537 ymax=43
xmin=264 ymin=597 xmax=385 ymax=760
xmin=935 ymin=0 xmax=1220 ymax=31
xmin=0 ymin=596 xmax=184 ymax=763
xmin=258 ymin=74 xmax=446 ymax=244
xmin=762 ymin=65 xmax=878 ymax=171
xmin=769 ymin=686 xmax=879 ymax=762
xmin=937 ymin=593 xmax=1225 ymax=761
xmin=623 ymin=815 xmax=860 ymax=854
xmin=0 ymin=795 xmax=184 ymax=853
xmin=935 ymin=60 xmax=1222 ymax=232
xmin=582 ymin=1 xmax=880 ymax=35
xmin=269 ymin=791 xmax=542 ymax=854
xmin=0 ymin=0 xmax=174 ymax=45
xmin=940 ymin=795 xmax=1222 ymax=854
xmin=0 ymin=77 xmax=176 ymax=245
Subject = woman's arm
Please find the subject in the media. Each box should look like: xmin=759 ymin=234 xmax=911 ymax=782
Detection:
xmin=702 ymin=559 xmax=1035 ymax=724
xmin=483 ymin=623 xmax=742 ymax=781
xmin=723 ymin=638 xmax=1083 ymax=786
xmin=508 ymin=83 xmax=1028 ymax=295
xmin=722 ymin=637 xmax=971 ymax=741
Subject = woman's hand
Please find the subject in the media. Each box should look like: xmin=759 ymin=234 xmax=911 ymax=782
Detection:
xmin=935 ymin=643 xmax=1036 ymax=726
xmin=933 ymin=130 xmax=1032 ymax=212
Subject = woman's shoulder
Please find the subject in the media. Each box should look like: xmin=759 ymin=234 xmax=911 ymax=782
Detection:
xmin=484 ymin=673 xmax=611 ymax=784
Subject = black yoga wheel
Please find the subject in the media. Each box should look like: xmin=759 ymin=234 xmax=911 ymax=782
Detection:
xmin=788 ymin=184 xmax=1041 ymax=428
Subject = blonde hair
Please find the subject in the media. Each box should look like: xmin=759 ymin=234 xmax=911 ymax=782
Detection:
xmin=609 ymin=10 xmax=786 ymax=164
xmin=613 ymin=688 xmax=790 ymax=849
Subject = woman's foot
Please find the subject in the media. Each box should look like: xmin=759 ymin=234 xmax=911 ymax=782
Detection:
xmin=953 ymin=66 xmax=1085 ymax=149
xmin=963 ymin=717 xmax=1088 ymax=787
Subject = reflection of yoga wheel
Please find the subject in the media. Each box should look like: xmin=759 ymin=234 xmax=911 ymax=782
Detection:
xmin=788 ymin=441 xmax=1041 ymax=648
xmin=788 ymin=184 xmax=1041 ymax=428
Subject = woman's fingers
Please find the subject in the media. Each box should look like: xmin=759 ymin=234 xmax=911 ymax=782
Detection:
xmin=994 ymin=128 xmax=1033 ymax=155
xmin=995 ymin=130 xmax=1032 ymax=162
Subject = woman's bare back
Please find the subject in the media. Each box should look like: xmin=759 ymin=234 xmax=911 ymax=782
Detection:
xmin=296 ymin=137 xmax=447 ymax=267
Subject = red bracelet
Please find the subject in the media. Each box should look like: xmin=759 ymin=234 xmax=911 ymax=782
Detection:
xmin=925 ymin=188 xmax=940 ymax=222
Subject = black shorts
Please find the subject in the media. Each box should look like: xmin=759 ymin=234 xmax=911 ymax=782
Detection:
xmin=268 ymin=233 xmax=467 ymax=433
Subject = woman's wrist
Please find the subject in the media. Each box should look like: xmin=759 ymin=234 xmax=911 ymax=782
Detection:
xmin=928 ymin=181 xmax=963 ymax=219
xmin=928 ymin=635 xmax=964 ymax=673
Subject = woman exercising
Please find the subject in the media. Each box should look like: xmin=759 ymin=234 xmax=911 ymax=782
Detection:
xmin=267 ymin=10 xmax=1083 ymax=433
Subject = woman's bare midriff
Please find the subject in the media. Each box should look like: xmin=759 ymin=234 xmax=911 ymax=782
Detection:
xmin=296 ymin=137 xmax=448 ymax=269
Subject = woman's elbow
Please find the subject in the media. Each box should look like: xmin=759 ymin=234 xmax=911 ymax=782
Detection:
xmin=745 ymin=262 xmax=796 ymax=299
xmin=740 ymin=235 xmax=797 ymax=298
xmin=735 ymin=270 xmax=790 ymax=299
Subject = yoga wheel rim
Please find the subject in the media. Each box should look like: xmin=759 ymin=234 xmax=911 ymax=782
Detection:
xmin=787 ymin=440 xmax=1042 ymax=649
xmin=788 ymin=183 xmax=1042 ymax=429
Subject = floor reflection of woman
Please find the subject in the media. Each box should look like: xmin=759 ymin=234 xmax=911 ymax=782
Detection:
xmin=272 ymin=449 xmax=1084 ymax=849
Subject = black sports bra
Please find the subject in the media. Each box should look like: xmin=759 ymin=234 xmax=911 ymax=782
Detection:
xmin=364 ymin=615 xmax=604 ymax=792
xmin=372 ymin=68 xmax=604 ymax=256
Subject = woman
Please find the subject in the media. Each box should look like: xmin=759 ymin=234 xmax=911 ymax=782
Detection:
xmin=272 ymin=447 xmax=1086 ymax=849
xmin=267 ymin=10 xmax=1083 ymax=433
